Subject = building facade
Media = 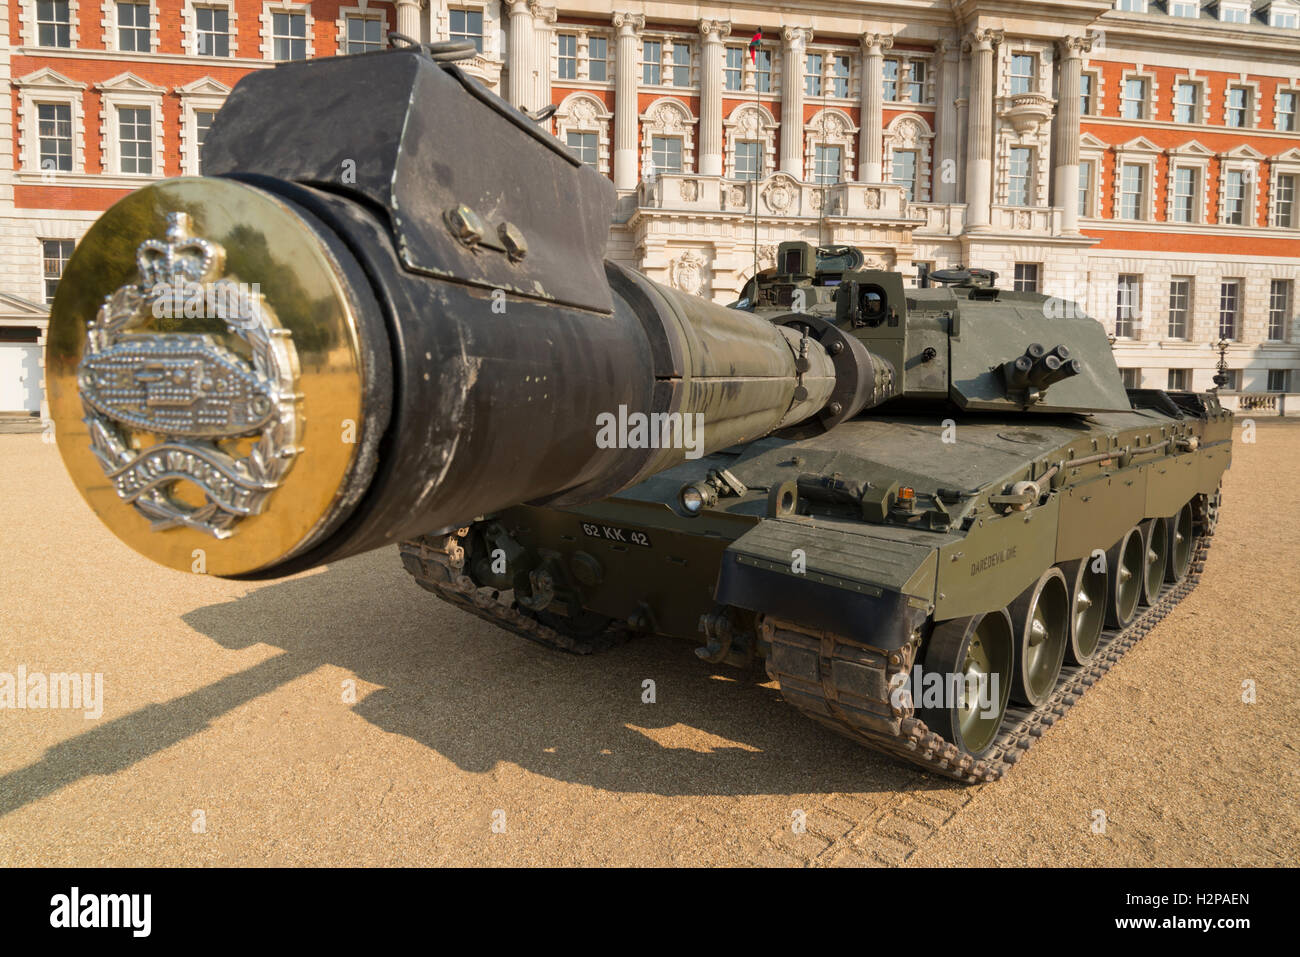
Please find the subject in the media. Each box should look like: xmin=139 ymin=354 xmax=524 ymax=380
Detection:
xmin=3 ymin=0 xmax=1299 ymax=411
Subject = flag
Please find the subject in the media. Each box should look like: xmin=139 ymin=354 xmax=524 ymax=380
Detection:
xmin=748 ymin=31 xmax=762 ymax=63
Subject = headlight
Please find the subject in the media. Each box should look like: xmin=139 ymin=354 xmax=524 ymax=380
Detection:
xmin=681 ymin=486 xmax=705 ymax=513
xmin=677 ymin=482 xmax=717 ymax=516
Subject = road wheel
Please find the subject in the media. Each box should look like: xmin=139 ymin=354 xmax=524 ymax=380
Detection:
xmin=1140 ymin=518 xmax=1168 ymax=606
xmin=1060 ymin=557 xmax=1106 ymax=665
xmin=1008 ymin=567 xmax=1070 ymax=707
xmin=918 ymin=610 xmax=1014 ymax=758
xmin=1165 ymin=502 xmax=1194 ymax=583
xmin=1105 ymin=527 xmax=1144 ymax=628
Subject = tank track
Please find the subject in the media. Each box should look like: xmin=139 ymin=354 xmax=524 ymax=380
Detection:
xmin=398 ymin=533 xmax=627 ymax=655
xmin=763 ymin=527 xmax=1213 ymax=784
xmin=402 ymin=513 xmax=1213 ymax=784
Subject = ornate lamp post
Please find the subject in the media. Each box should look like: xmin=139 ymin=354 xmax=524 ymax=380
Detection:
xmin=1211 ymin=338 xmax=1231 ymax=392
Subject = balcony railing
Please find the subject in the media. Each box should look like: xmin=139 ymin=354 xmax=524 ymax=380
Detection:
xmin=637 ymin=173 xmax=917 ymax=220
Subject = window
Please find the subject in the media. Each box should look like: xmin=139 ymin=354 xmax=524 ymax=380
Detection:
xmin=892 ymin=149 xmax=917 ymax=201
xmin=557 ymin=34 xmax=577 ymax=79
xmin=567 ymin=131 xmax=597 ymax=168
xmin=1014 ymin=263 xmax=1040 ymax=292
xmin=1267 ymin=369 xmax=1291 ymax=392
xmin=1120 ymin=368 xmax=1142 ymax=389
xmin=37 ymin=0 xmax=71 ymax=47
xmin=42 ymin=239 xmax=75 ymax=304
xmin=642 ymin=40 xmax=661 ymax=86
xmin=1168 ymin=278 xmax=1191 ymax=338
xmin=1009 ymin=54 xmax=1035 ymax=96
xmin=1121 ymin=77 xmax=1147 ymax=120
xmin=813 ymin=145 xmax=842 ymax=185
xmin=1167 ymin=369 xmax=1192 ymax=391
xmin=1278 ymin=92 xmax=1297 ymax=132
xmin=1170 ymin=1 xmax=1198 ymax=16
xmin=724 ymin=48 xmax=744 ymax=91
xmin=345 ymin=15 xmax=383 ymax=54
xmin=805 ymin=53 xmax=823 ymax=96
xmin=651 ymin=135 xmax=681 ymax=174
xmin=589 ymin=36 xmax=607 ymax=81
xmin=118 ymin=106 xmax=152 ymax=174
xmin=1119 ymin=163 xmax=1146 ymax=219
xmin=1172 ymin=166 xmax=1199 ymax=222
xmin=1116 ymin=274 xmax=1140 ymax=338
xmin=1174 ymin=82 xmax=1199 ymax=124
xmin=1223 ymin=169 xmax=1246 ymax=225
xmin=449 ymin=8 xmax=483 ymax=53
xmin=671 ymin=43 xmax=690 ymax=87
xmin=1080 ymin=73 xmax=1094 ymax=115
xmin=272 ymin=11 xmax=307 ymax=61
xmin=754 ymin=48 xmax=772 ymax=94
xmin=1273 ymin=9 xmax=1300 ymax=28
xmin=832 ymin=55 xmax=852 ymax=99
xmin=1269 ymin=279 xmax=1292 ymax=340
xmin=195 ymin=7 xmax=230 ymax=57
xmin=1115 ymin=0 xmax=1146 ymax=10
xmin=1276 ymin=173 xmax=1297 ymax=227
xmin=118 ymin=2 xmax=150 ymax=52
xmin=1079 ymin=159 xmax=1093 ymax=216
xmin=1226 ymin=86 xmax=1249 ymax=127
xmin=734 ymin=140 xmax=759 ymax=180
xmin=1219 ymin=280 xmax=1241 ymax=340
xmin=1220 ymin=3 xmax=1249 ymax=23
xmin=905 ymin=60 xmax=924 ymax=102
xmin=1009 ymin=147 xmax=1033 ymax=206
xmin=37 ymin=103 xmax=73 ymax=172
xmin=194 ymin=109 xmax=216 ymax=173
xmin=882 ymin=58 xmax=898 ymax=101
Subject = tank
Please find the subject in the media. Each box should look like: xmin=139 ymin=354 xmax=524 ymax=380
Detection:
xmin=45 ymin=42 xmax=1232 ymax=784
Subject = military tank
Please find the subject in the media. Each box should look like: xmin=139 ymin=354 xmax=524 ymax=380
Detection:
xmin=45 ymin=41 xmax=1231 ymax=784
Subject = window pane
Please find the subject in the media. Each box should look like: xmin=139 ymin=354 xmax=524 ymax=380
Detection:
xmin=671 ymin=43 xmax=690 ymax=86
xmin=118 ymin=106 xmax=151 ymax=174
xmin=905 ymin=60 xmax=924 ymax=102
xmin=805 ymin=53 xmax=822 ymax=97
xmin=1009 ymin=147 xmax=1032 ymax=206
xmin=566 ymin=131 xmax=597 ymax=168
xmin=882 ymin=59 xmax=897 ymax=101
xmin=1080 ymin=74 xmax=1092 ymax=115
xmin=42 ymin=239 xmax=76 ymax=304
xmin=557 ymin=34 xmax=576 ymax=79
xmin=1078 ymin=159 xmax=1092 ymax=216
xmin=1219 ymin=281 xmax=1241 ymax=339
xmin=37 ymin=103 xmax=73 ymax=172
xmin=1120 ymin=164 xmax=1145 ymax=219
xmin=833 ymin=55 xmax=851 ymax=99
xmin=450 ymin=9 xmax=484 ymax=53
xmin=1174 ymin=83 xmax=1197 ymax=124
xmin=1167 ymin=278 xmax=1190 ymax=339
xmin=642 ymin=40 xmax=661 ymax=85
xmin=1116 ymin=275 xmax=1139 ymax=338
xmin=754 ymin=49 xmax=772 ymax=93
xmin=589 ymin=37 xmax=607 ymax=81
xmin=1013 ymin=263 xmax=1039 ymax=292
xmin=1269 ymin=280 xmax=1292 ymax=341
xmin=651 ymin=135 xmax=681 ymax=173
xmin=725 ymin=48 xmax=743 ymax=91
xmin=813 ymin=145 xmax=841 ymax=185
xmin=734 ymin=140 xmax=759 ymax=180
xmin=195 ymin=110 xmax=216 ymax=173
xmin=1277 ymin=174 xmax=1296 ymax=228
xmin=1122 ymin=78 xmax=1145 ymax=119
xmin=1010 ymin=55 xmax=1034 ymax=96
xmin=891 ymin=149 xmax=916 ymax=200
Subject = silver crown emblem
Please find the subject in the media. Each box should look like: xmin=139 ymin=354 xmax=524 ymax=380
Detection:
xmin=77 ymin=212 xmax=301 ymax=538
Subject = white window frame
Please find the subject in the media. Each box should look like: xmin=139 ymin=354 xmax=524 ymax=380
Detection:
xmin=176 ymin=76 xmax=230 ymax=175
xmin=1119 ymin=69 xmax=1157 ymax=121
xmin=1222 ymin=78 xmax=1261 ymax=129
xmin=1219 ymin=1 xmax=1251 ymax=23
xmin=1169 ymin=1 xmax=1199 ymax=18
xmin=96 ymin=72 xmax=166 ymax=180
xmin=1274 ymin=85 xmax=1299 ymax=132
xmin=23 ymin=0 xmax=81 ymax=48
xmin=1113 ymin=137 xmax=1160 ymax=221
xmin=185 ymin=1 xmax=238 ymax=58
xmin=261 ymin=2 xmax=314 ymax=62
xmin=1269 ymin=148 xmax=1300 ymax=228
xmin=804 ymin=107 xmax=859 ymax=186
xmin=723 ymin=102 xmax=777 ymax=180
xmin=1164 ymin=140 xmax=1213 ymax=223
xmin=666 ymin=39 xmax=693 ymax=89
xmin=1267 ymin=279 xmax=1293 ymax=341
xmin=1269 ymin=2 xmax=1300 ymax=28
xmin=1171 ymin=76 xmax=1207 ymax=125
xmin=1078 ymin=132 xmax=1107 ymax=219
xmin=639 ymin=97 xmax=696 ymax=175
xmin=1115 ymin=274 xmax=1142 ymax=340
xmin=1079 ymin=69 xmax=1100 ymax=117
xmin=1008 ymin=52 xmax=1037 ymax=96
xmin=104 ymin=0 xmax=159 ymax=54
xmin=883 ymin=113 xmax=933 ymax=201
xmin=1114 ymin=0 xmax=1148 ymax=12
xmin=553 ymin=92 xmax=612 ymax=176
xmin=1167 ymin=277 xmax=1193 ymax=340
xmin=1217 ymin=146 xmax=1263 ymax=226
xmin=337 ymin=7 xmax=388 ymax=56
xmin=14 ymin=68 xmax=88 ymax=180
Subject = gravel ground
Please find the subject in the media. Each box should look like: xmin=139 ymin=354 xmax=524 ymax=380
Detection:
xmin=0 ymin=422 xmax=1295 ymax=867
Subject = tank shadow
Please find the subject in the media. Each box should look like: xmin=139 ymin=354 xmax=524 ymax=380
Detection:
xmin=169 ymin=549 xmax=939 ymax=798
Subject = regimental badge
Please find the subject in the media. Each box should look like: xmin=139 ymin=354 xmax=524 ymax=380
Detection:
xmin=77 ymin=212 xmax=301 ymax=539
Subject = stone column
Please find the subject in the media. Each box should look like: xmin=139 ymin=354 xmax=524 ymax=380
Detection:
xmin=506 ymin=1 xmax=535 ymax=108
xmin=612 ymin=12 xmax=645 ymax=190
xmin=780 ymin=26 xmax=810 ymax=177
xmin=964 ymin=28 xmax=1001 ymax=230
xmin=935 ymin=37 xmax=960 ymax=204
xmin=956 ymin=48 xmax=969 ymax=204
xmin=531 ymin=3 xmax=557 ymax=111
xmin=858 ymin=32 xmax=892 ymax=183
xmin=698 ymin=20 xmax=731 ymax=176
xmin=1054 ymin=34 xmax=1091 ymax=235
xmin=395 ymin=0 xmax=423 ymax=41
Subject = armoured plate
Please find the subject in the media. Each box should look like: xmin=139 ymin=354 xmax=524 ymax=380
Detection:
xmin=46 ymin=178 xmax=371 ymax=575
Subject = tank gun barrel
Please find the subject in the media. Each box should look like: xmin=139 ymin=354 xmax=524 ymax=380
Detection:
xmin=45 ymin=47 xmax=883 ymax=578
